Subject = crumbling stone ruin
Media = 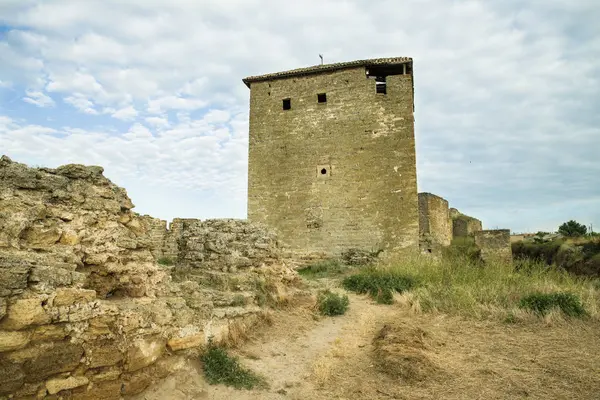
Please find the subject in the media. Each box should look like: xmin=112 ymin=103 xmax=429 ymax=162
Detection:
xmin=474 ymin=229 xmax=513 ymax=264
xmin=418 ymin=193 xmax=452 ymax=253
xmin=244 ymin=57 xmax=418 ymax=259
xmin=418 ymin=193 xmax=510 ymax=263
xmin=0 ymin=156 xmax=300 ymax=399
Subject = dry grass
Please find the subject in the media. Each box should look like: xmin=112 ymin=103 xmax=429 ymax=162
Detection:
xmin=375 ymin=253 xmax=600 ymax=321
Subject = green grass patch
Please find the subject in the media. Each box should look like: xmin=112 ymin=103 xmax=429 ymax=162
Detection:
xmin=317 ymin=290 xmax=349 ymax=316
xmin=355 ymin=252 xmax=599 ymax=320
xmin=298 ymin=259 xmax=347 ymax=279
xmin=157 ymin=256 xmax=175 ymax=266
xmin=342 ymin=268 xmax=416 ymax=304
xmin=519 ymin=292 xmax=587 ymax=317
xmin=201 ymin=340 xmax=267 ymax=389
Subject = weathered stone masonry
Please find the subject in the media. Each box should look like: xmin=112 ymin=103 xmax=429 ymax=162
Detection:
xmin=244 ymin=57 xmax=419 ymax=258
xmin=418 ymin=193 xmax=452 ymax=253
xmin=0 ymin=156 xmax=299 ymax=399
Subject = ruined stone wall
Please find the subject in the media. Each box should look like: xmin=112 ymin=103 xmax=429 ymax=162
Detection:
xmin=452 ymin=213 xmax=483 ymax=238
xmin=0 ymin=156 xmax=298 ymax=399
xmin=418 ymin=193 xmax=452 ymax=252
xmin=474 ymin=229 xmax=512 ymax=264
xmin=247 ymin=66 xmax=418 ymax=258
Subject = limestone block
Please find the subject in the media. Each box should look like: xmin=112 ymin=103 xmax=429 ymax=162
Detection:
xmin=32 ymin=325 xmax=67 ymax=342
xmin=85 ymin=340 xmax=123 ymax=368
xmin=29 ymin=265 xmax=72 ymax=289
xmin=0 ymin=297 xmax=51 ymax=330
xmin=0 ymin=297 xmax=6 ymax=320
xmin=89 ymin=366 xmax=121 ymax=382
xmin=21 ymin=226 xmax=62 ymax=249
xmin=0 ymin=265 xmax=29 ymax=296
xmin=53 ymin=288 xmax=96 ymax=307
xmin=125 ymin=219 xmax=145 ymax=236
xmin=59 ymin=229 xmax=80 ymax=245
xmin=126 ymin=336 xmax=165 ymax=372
xmin=0 ymin=355 xmax=25 ymax=394
xmin=121 ymin=370 xmax=153 ymax=395
xmin=46 ymin=376 xmax=89 ymax=395
xmin=0 ymin=330 xmax=31 ymax=352
xmin=167 ymin=332 xmax=205 ymax=351
xmin=72 ymin=380 xmax=121 ymax=400
xmin=13 ymin=341 xmax=84 ymax=382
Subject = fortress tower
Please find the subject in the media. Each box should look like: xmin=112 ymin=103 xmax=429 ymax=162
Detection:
xmin=243 ymin=57 xmax=418 ymax=257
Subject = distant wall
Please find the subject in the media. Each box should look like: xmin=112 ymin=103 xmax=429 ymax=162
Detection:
xmin=418 ymin=193 xmax=452 ymax=252
xmin=452 ymin=214 xmax=483 ymax=238
xmin=474 ymin=229 xmax=512 ymax=264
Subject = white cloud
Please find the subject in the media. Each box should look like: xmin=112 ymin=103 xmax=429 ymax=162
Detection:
xmin=23 ymin=90 xmax=55 ymax=107
xmin=0 ymin=0 xmax=598 ymax=230
xmin=111 ymin=105 xmax=138 ymax=121
xmin=63 ymin=95 xmax=98 ymax=115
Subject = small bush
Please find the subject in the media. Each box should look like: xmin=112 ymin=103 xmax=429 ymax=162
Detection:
xmin=519 ymin=292 xmax=587 ymax=317
xmin=298 ymin=259 xmax=346 ymax=278
xmin=201 ymin=340 xmax=266 ymax=389
xmin=157 ymin=257 xmax=174 ymax=266
xmin=343 ymin=269 xmax=416 ymax=303
xmin=373 ymin=287 xmax=394 ymax=304
xmin=317 ymin=290 xmax=349 ymax=316
xmin=231 ymin=294 xmax=246 ymax=307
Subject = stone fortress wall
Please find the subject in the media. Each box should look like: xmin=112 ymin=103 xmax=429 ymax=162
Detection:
xmin=0 ymin=156 xmax=299 ymax=400
xmin=245 ymin=58 xmax=419 ymax=258
xmin=418 ymin=193 xmax=510 ymax=263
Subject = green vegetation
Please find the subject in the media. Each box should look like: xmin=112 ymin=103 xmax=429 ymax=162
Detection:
xmin=342 ymin=268 xmax=416 ymax=304
xmin=519 ymin=292 xmax=587 ymax=317
xmin=231 ymin=294 xmax=246 ymax=307
xmin=297 ymin=259 xmax=347 ymax=279
xmin=316 ymin=290 xmax=349 ymax=316
xmin=341 ymin=252 xmax=599 ymax=320
xmin=558 ymin=220 xmax=588 ymax=237
xmin=201 ymin=340 xmax=266 ymax=389
xmin=157 ymin=256 xmax=175 ymax=266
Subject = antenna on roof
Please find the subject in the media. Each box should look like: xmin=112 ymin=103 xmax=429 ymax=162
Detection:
xmin=319 ymin=54 xmax=323 ymax=65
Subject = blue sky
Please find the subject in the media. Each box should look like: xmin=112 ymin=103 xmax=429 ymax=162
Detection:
xmin=1 ymin=0 xmax=599 ymax=234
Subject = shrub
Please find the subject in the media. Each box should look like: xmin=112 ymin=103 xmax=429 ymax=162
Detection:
xmin=342 ymin=269 xmax=416 ymax=303
xmin=157 ymin=256 xmax=174 ymax=266
xmin=201 ymin=340 xmax=266 ymax=389
xmin=519 ymin=292 xmax=587 ymax=317
xmin=558 ymin=220 xmax=587 ymax=237
xmin=317 ymin=290 xmax=349 ymax=316
xmin=231 ymin=294 xmax=246 ymax=307
xmin=298 ymin=259 xmax=346 ymax=278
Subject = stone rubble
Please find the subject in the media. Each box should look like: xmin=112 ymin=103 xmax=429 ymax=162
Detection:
xmin=0 ymin=155 xmax=301 ymax=399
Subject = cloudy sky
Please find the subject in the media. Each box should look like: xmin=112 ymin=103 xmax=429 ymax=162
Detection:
xmin=1 ymin=0 xmax=598 ymax=233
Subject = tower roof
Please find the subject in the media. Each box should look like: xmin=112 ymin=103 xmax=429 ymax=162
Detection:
xmin=242 ymin=57 xmax=412 ymax=88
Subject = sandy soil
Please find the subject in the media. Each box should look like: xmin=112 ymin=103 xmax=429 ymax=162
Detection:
xmin=134 ymin=284 xmax=600 ymax=400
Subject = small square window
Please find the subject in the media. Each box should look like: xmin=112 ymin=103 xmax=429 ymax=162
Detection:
xmin=282 ymin=98 xmax=291 ymax=110
xmin=317 ymin=93 xmax=327 ymax=103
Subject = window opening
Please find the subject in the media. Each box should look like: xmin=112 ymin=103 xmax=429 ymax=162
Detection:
xmin=375 ymin=76 xmax=387 ymax=94
xmin=317 ymin=93 xmax=327 ymax=103
xmin=320 ymin=168 xmax=327 ymax=175
xmin=282 ymin=98 xmax=291 ymax=110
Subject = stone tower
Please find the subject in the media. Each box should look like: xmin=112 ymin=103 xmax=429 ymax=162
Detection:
xmin=243 ymin=57 xmax=418 ymax=257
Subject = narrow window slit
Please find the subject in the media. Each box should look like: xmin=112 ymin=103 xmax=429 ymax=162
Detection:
xmin=282 ymin=98 xmax=291 ymax=110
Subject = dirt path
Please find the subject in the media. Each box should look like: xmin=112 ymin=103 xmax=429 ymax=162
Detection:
xmin=136 ymin=282 xmax=600 ymax=400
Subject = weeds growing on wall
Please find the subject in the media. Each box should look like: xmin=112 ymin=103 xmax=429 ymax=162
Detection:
xmin=201 ymin=339 xmax=267 ymax=389
xmin=157 ymin=256 xmax=175 ymax=266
